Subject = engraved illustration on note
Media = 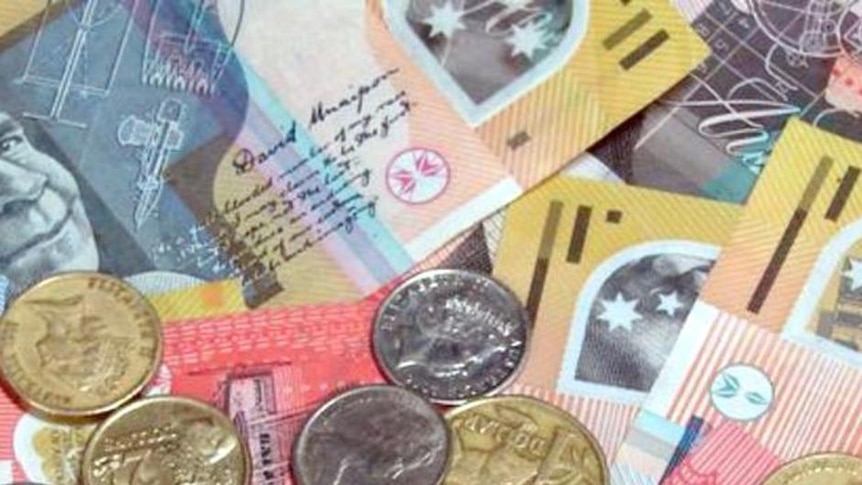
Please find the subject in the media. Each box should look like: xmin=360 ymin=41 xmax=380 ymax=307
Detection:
xmin=144 ymin=0 xmax=244 ymax=96
xmin=117 ymin=99 xmax=188 ymax=229
xmin=383 ymin=0 xmax=589 ymax=125
xmin=18 ymin=0 xmax=138 ymax=129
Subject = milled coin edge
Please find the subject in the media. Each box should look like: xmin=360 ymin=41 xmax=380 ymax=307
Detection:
xmin=371 ymin=269 xmax=533 ymax=405
xmin=0 ymin=271 xmax=165 ymax=418
xmin=760 ymin=452 xmax=862 ymax=484
xmin=80 ymin=394 xmax=252 ymax=485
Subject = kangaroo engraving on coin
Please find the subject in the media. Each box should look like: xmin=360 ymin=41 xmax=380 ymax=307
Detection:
xmin=293 ymin=385 xmax=449 ymax=485
xmin=444 ymin=396 xmax=608 ymax=485
xmin=81 ymin=396 xmax=251 ymax=485
xmin=0 ymin=272 xmax=162 ymax=417
xmin=761 ymin=453 xmax=862 ymax=484
xmin=373 ymin=269 xmax=531 ymax=404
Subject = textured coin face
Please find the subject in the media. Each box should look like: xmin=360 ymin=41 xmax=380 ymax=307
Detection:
xmin=761 ymin=453 xmax=862 ymax=484
xmin=294 ymin=385 xmax=450 ymax=485
xmin=0 ymin=272 xmax=162 ymax=417
xmin=81 ymin=396 xmax=251 ymax=485
xmin=444 ymin=396 xmax=608 ymax=485
xmin=373 ymin=269 xmax=530 ymax=404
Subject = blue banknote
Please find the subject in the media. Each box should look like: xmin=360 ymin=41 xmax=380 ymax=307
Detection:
xmin=0 ymin=0 xmax=252 ymax=300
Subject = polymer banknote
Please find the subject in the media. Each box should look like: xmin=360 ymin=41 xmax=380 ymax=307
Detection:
xmin=487 ymin=175 xmax=740 ymax=455
xmin=0 ymin=1 xmax=709 ymax=310
xmin=592 ymin=0 xmax=862 ymax=203
xmin=610 ymin=120 xmax=862 ymax=483
xmin=611 ymin=302 xmax=862 ymax=484
xmin=0 ymin=297 xmax=383 ymax=484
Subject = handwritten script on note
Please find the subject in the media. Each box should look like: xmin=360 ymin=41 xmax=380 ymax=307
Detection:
xmin=202 ymin=68 xmax=410 ymax=299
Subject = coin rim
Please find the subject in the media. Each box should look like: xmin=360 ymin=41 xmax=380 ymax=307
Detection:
xmin=372 ymin=269 xmax=533 ymax=405
xmin=80 ymin=394 xmax=252 ymax=485
xmin=760 ymin=452 xmax=862 ymax=484
xmin=292 ymin=384 xmax=451 ymax=485
xmin=0 ymin=271 xmax=164 ymax=418
xmin=443 ymin=394 xmax=610 ymax=485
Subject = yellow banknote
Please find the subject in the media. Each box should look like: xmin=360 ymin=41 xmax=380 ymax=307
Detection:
xmin=700 ymin=119 xmax=862 ymax=369
xmin=492 ymin=175 xmax=739 ymax=454
xmin=380 ymin=0 xmax=710 ymax=186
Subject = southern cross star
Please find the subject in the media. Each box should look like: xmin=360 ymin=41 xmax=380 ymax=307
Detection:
xmin=597 ymin=292 xmax=642 ymax=332
xmin=506 ymin=21 xmax=550 ymax=60
xmin=656 ymin=291 xmax=685 ymax=317
xmin=423 ymin=1 xmax=466 ymax=39
xmin=844 ymin=257 xmax=862 ymax=292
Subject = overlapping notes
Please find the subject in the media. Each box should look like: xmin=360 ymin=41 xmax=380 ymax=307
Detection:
xmin=380 ymin=0 xmax=710 ymax=187
xmin=611 ymin=303 xmax=862 ymax=483
xmin=488 ymin=175 xmax=739 ymax=454
xmin=697 ymin=119 xmax=862 ymax=369
xmin=0 ymin=297 xmax=382 ymax=484
xmin=166 ymin=0 xmax=710 ymax=308
xmin=610 ymin=120 xmax=862 ymax=483
xmin=592 ymin=0 xmax=862 ymax=203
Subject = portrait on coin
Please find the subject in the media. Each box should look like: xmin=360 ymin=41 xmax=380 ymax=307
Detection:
xmin=308 ymin=405 xmax=444 ymax=484
xmin=0 ymin=112 xmax=98 ymax=294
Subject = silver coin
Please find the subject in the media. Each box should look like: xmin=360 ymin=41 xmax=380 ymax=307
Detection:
xmin=293 ymin=385 xmax=449 ymax=485
xmin=373 ymin=269 xmax=531 ymax=404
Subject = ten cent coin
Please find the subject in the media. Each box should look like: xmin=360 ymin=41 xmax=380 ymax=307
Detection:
xmin=373 ymin=269 xmax=531 ymax=404
xmin=81 ymin=395 xmax=251 ymax=485
xmin=293 ymin=385 xmax=450 ymax=485
xmin=444 ymin=395 xmax=608 ymax=485
xmin=0 ymin=272 xmax=162 ymax=417
xmin=761 ymin=453 xmax=862 ymax=484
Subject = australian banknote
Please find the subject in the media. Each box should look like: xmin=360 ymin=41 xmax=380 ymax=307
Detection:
xmin=692 ymin=120 xmax=862 ymax=370
xmin=0 ymin=296 xmax=384 ymax=484
xmin=591 ymin=0 xmax=862 ymax=203
xmin=172 ymin=0 xmax=712 ymax=307
xmin=610 ymin=120 xmax=862 ymax=483
xmin=487 ymin=174 xmax=740 ymax=456
xmin=0 ymin=1 xmax=710 ymax=311
xmin=611 ymin=302 xmax=862 ymax=484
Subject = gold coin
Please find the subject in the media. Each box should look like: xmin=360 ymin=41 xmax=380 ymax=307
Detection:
xmin=0 ymin=272 xmax=162 ymax=417
xmin=81 ymin=395 xmax=251 ymax=485
xmin=761 ymin=453 xmax=862 ymax=484
xmin=443 ymin=395 xmax=608 ymax=485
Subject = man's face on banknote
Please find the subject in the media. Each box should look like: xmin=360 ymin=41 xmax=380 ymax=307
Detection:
xmin=0 ymin=112 xmax=98 ymax=292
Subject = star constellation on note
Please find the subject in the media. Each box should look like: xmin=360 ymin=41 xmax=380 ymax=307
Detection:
xmin=597 ymin=292 xmax=643 ymax=332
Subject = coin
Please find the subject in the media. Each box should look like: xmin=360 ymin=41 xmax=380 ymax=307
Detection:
xmin=761 ymin=453 xmax=862 ymax=484
xmin=444 ymin=395 xmax=608 ymax=485
xmin=0 ymin=272 xmax=162 ymax=417
xmin=373 ymin=269 xmax=531 ymax=404
xmin=81 ymin=395 xmax=251 ymax=485
xmin=293 ymin=385 xmax=450 ymax=485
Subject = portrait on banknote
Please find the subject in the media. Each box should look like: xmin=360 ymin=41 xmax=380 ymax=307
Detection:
xmin=0 ymin=0 xmax=250 ymax=297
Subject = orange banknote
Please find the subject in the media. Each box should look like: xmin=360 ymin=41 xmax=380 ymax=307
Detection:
xmin=700 ymin=119 xmax=862 ymax=369
xmin=489 ymin=174 xmax=739 ymax=456
xmin=611 ymin=121 xmax=862 ymax=483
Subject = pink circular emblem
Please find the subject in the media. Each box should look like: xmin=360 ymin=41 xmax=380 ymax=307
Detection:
xmin=386 ymin=148 xmax=451 ymax=204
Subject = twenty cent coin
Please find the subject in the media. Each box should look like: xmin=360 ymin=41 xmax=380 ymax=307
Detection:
xmin=444 ymin=396 xmax=608 ymax=485
xmin=81 ymin=396 xmax=251 ymax=485
xmin=294 ymin=385 xmax=450 ymax=485
xmin=373 ymin=269 xmax=531 ymax=404
xmin=761 ymin=453 xmax=862 ymax=484
xmin=0 ymin=272 xmax=162 ymax=417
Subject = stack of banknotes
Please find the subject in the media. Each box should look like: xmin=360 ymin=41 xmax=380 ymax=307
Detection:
xmin=0 ymin=0 xmax=861 ymax=483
